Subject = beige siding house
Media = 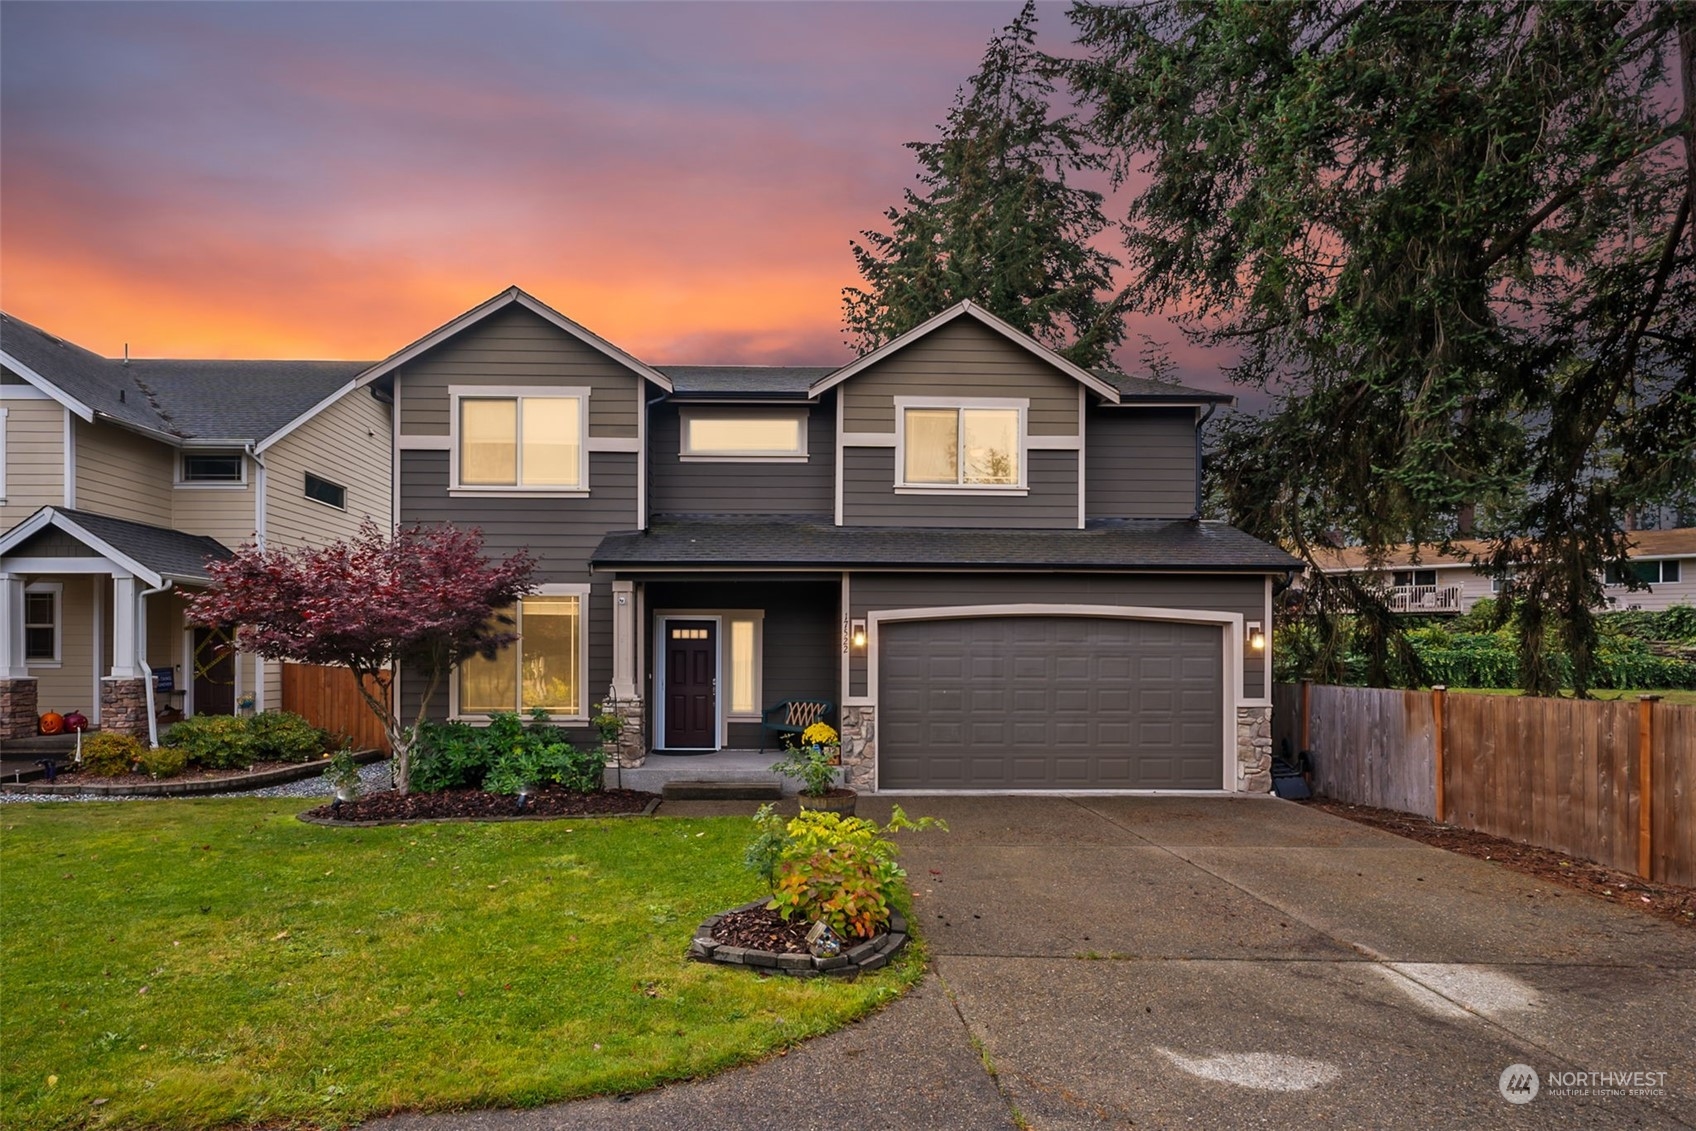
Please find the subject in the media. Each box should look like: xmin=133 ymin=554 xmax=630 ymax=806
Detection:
xmin=0 ymin=313 xmax=389 ymax=742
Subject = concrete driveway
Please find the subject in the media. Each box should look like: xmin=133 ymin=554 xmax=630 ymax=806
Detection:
xmin=367 ymin=796 xmax=1695 ymax=1131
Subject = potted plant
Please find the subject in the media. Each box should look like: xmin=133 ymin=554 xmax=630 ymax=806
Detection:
xmin=772 ymin=723 xmax=854 ymax=815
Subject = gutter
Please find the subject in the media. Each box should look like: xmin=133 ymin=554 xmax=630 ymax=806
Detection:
xmin=137 ymin=580 xmax=173 ymax=748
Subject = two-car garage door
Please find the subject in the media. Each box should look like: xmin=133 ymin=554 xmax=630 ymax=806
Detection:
xmin=877 ymin=616 xmax=1224 ymax=790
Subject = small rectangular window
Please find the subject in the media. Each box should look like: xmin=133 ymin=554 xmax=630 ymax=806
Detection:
xmin=680 ymin=410 xmax=807 ymax=459
xmin=1663 ymin=560 xmax=1681 ymax=583
xmin=24 ymin=586 xmax=58 ymax=663
xmin=729 ymin=618 xmax=757 ymax=715
xmin=1607 ymin=561 xmax=1669 ymax=585
xmin=900 ymin=405 xmax=1021 ymax=487
xmin=181 ymin=454 xmax=243 ymax=483
xmin=304 ymin=472 xmax=346 ymax=509
xmin=456 ymin=393 xmax=583 ymax=489
xmin=1392 ymin=570 xmax=1437 ymax=587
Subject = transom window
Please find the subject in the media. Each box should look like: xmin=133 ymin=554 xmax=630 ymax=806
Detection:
xmin=454 ymin=390 xmax=585 ymax=491
xmin=304 ymin=472 xmax=346 ymax=509
xmin=680 ymin=409 xmax=807 ymax=459
xmin=898 ymin=402 xmax=1023 ymax=488
xmin=459 ymin=591 xmax=585 ymax=717
xmin=180 ymin=453 xmax=244 ymax=483
xmin=24 ymin=584 xmax=59 ymax=664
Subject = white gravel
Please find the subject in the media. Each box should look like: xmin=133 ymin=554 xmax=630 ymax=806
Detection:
xmin=0 ymin=760 xmax=394 ymax=803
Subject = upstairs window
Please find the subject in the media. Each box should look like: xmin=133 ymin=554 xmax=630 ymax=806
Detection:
xmin=1606 ymin=560 xmax=1681 ymax=585
xmin=453 ymin=390 xmax=586 ymax=492
xmin=1392 ymin=569 xmax=1438 ymax=587
xmin=897 ymin=400 xmax=1024 ymax=490
xmin=180 ymin=453 xmax=244 ymax=484
xmin=304 ymin=472 xmax=346 ymax=510
xmin=680 ymin=409 xmax=807 ymax=460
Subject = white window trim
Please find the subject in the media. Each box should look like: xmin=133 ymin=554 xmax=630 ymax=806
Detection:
xmin=303 ymin=471 xmax=348 ymax=511
xmin=24 ymin=581 xmax=62 ymax=668
xmin=448 ymin=385 xmax=590 ymax=497
xmin=450 ymin=583 xmax=592 ymax=723
xmin=893 ymin=396 xmax=1029 ymax=494
xmin=678 ymin=407 xmax=810 ymax=462
xmin=175 ymin=451 xmax=249 ymax=489
xmin=0 ymin=406 xmax=8 ymax=502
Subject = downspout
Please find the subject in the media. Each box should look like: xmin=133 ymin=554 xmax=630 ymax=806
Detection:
xmin=137 ymin=580 xmax=173 ymax=748
xmin=1194 ymin=403 xmax=1219 ymax=520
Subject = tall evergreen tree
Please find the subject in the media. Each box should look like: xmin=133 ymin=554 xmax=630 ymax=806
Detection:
xmin=1071 ymin=1 xmax=1695 ymax=694
xmin=844 ymin=1 xmax=1130 ymax=368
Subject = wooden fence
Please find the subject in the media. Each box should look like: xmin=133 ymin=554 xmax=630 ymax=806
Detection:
xmin=1273 ymin=682 xmax=1696 ymax=887
xmin=281 ymin=664 xmax=391 ymax=753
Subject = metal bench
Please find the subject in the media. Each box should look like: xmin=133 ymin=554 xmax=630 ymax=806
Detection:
xmin=760 ymin=699 xmax=834 ymax=752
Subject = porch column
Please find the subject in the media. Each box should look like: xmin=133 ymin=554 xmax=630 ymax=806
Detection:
xmin=605 ymin=579 xmax=646 ymax=768
xmin=0 ymin=573 xmax=27 ymax=679
xmin=0 ymin=572 xmax=38 ymax=740
xmin=610 ymin=580 xmax=638 ymax=699
xmin=110 ymin=574 xmax=141 ymax=678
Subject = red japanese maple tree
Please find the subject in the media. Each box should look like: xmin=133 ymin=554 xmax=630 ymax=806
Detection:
xmin=186 ymin=522 xmax=536 ymax=794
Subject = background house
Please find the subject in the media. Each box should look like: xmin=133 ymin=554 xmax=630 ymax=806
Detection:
xmin=1313 ymin=529 xmax=1696 ymax=615
xmin=0 ymin=313 xmax=390 ymax=741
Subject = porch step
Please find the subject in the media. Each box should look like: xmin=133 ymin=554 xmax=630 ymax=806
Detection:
xmin=662 ymin=779 xmax=784 ymax=801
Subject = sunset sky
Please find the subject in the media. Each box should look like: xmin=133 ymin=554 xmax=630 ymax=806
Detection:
xmin=1 ymin=1 xmax=1229 ymax=392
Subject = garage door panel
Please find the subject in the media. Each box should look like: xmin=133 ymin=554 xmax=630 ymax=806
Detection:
xmin=879 ymin=615 xmax=1222 ymax=790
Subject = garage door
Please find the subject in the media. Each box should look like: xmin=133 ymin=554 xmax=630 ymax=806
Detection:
xmin=878 ymin=616 xmax=1224 ymax=790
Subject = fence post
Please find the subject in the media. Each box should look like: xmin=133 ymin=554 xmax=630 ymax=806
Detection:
xmin=1432 ymin=685 xmax=1447 ymax=823
xmin=1300 ymin=678 xmax=1312 ymax=752
xmin=1638 ymin=694 xmax=1660 ymax=880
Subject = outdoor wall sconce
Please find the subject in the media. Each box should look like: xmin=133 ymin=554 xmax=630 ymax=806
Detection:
xmin=851 ymin=618 xmax=868 ymax=651
xmin=1247 ymin=621 xmax=1266 ymax=651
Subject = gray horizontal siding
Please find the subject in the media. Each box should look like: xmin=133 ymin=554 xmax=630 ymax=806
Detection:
xmin=12 ymin=528 xmax=100 ymax=556
xmin=643 ymin=579 xmax=839 ymax=749
xmin=1086 ymin=407 xmax=1198 ymax=520
xmin=842 ymin=447 xmax=1078 ymax=529
xmin=397 ymin=448 xmax=638 ymax=735
xmin=847 ymin=571 xmax=1266 ymax=700
xmin=648 ymin=398 xmax=834 ymax=518
xmin=397 ymin=305 xmax=641 ymax=437
xmin=841 ymin=318 xmax=1079 ymax=435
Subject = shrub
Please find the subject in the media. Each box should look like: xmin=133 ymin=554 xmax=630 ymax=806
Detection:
xmin=744 ymin=805 xmax=946 ymax=938
xmin=79 ymin=733 xmax=146 ymax=776
xmin=410 ymin=720 xmax=493 ymax=793
xmin=247 ymin=711 xmax=330 ymax=763
xmin=136 ymin=745 xmax=189 ymax=778
xmin=162 ymin=715 xmax=254 ymax=769
xmin=411 ymin=711 xmax=606 ymax=794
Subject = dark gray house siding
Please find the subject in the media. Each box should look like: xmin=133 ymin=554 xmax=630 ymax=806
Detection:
xmin=1086 ymin=407 xmax=1199 ymax=520
xmin=647 ymin=396 xmax=835 ymax=518
xmin=846 ymin=571 xmax=1267 ymax=699
xmin=395 ymin=448 xmax=639 ymax=735
xmin=395 ymin=304 xmax=641 ymax=438
xmin=840 ymin=318 xmax=1080 ymax=436
xmin=841 ymin=448 xmax=1079 ymax=529
xmin=642 ymin=578 xmax=839 ymax=747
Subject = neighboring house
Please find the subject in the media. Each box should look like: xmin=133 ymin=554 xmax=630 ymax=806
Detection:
xmin=1313 ymin=529 xmax=1696 ymax=615
xmin=0 ymin=313 xmax=390 ymax=742
xmin=358 ymin=287 xmax=1299 ymax=793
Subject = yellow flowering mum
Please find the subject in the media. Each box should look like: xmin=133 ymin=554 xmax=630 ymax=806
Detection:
xmin=801 ymin=722 xmax=840 ymax=746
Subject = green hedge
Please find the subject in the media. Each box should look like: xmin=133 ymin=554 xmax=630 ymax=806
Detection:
xmin=161 ymin=710 xmax=332 ymax=770
xmin=412 ymin=711 xmax=606 ymax=794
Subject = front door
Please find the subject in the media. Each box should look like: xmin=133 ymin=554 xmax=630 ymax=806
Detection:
xmin=192 ymin=626 xmax=236 ymax=715
xmin=663 ymin=620 xmax=717 ymax=749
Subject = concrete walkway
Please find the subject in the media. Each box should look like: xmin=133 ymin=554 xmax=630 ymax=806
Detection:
xmin=365 ymin=796 xmax=1695 ymax=1130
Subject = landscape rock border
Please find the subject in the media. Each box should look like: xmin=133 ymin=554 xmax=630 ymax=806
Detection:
xmin=0 ymin=749 xmax=388 ymax=798
xmin=689 ymin=900 xmax=909 ymax=977
xmin=298 ymin=796 xmax=661 ymax=827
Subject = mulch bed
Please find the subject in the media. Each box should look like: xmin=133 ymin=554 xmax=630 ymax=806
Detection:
xmin=1305 ymin=798 xmax=1696 ymax=929
xmin=27 ymin=760 xmax=320 ymax=787
xmin=302 ymin=785 xmax=658 ymax=823
xmin=710 ymin=905 xmax=874 ymax=955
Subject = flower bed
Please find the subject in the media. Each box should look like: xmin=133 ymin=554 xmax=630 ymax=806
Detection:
xmin=299 ymin=785 xmax=658 ymax=825
xmin=689 ymin=899 xmax=909 ymax=977
xmin=2 ymin=749 xmax=388 ymax=797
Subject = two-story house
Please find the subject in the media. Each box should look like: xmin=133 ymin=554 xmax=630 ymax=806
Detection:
xmin=0 ymin=313 xmax=390 ymax=744
xmin=359 ymin=288 xmax=1299 ymax=793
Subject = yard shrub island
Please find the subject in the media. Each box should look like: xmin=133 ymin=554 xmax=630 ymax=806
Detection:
xmin=64 ymin=711 xmax=334 ymax=779
xmin=411 ymin=710 xmax=606 ymax=795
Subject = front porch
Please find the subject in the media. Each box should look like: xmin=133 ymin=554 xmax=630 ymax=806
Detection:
xmin=610 ymin=748 xmax=826 ymax=797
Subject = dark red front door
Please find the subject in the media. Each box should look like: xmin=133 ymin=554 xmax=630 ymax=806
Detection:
xmin=663 ymin=620 xmax=717 ymax=749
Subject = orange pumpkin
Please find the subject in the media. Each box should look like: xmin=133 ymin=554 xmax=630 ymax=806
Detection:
xmin=39 ymin=711 xmax=65 ymax=735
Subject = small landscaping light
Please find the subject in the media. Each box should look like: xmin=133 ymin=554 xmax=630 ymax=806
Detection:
xmin=516 ymin=786 xmax=531 ymax=812
xmin=1247 ymin=621 xmax=1266 ymax=651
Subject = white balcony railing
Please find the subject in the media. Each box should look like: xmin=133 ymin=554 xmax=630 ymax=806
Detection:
xmin=1387 ymin=584 xmax=1465 ymax=612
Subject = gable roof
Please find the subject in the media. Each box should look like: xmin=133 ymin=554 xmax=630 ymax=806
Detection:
xmin=1094 ymin=369 xmax=1234 ymax=406
xmin=658 ymin=365 xmax=838 ymax=400
xmin=353 ymin=286 xmax=675 ymax=394
xmin=806 ymin=302 xmax=1125 ymax=403
xmin=0 ymin=506 xmax=231 ymax=586
xmin=0 ymin=312 xmax=374 ymax=445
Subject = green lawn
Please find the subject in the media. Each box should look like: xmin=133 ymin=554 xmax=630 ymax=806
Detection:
xmin=1447 ymin=687 xmax=1696 ymax=705
xmin=0 ymin=801 xmax=921 ymax=1130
